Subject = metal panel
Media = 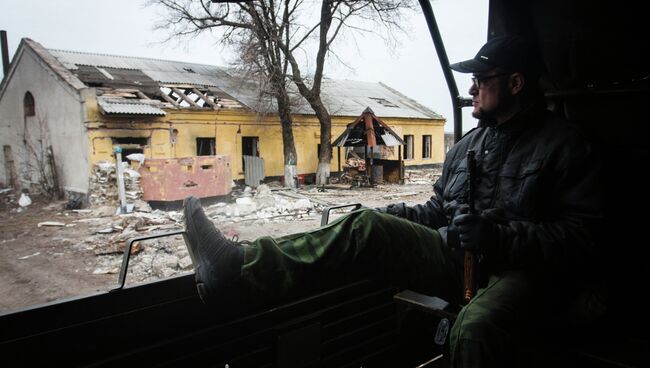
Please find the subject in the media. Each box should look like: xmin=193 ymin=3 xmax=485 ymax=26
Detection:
xmin=0 ymin=278 xmax=401 ymax=367
xmin=97 ymin=98 xmax=166 ymax=116
xmin=139 ymin=155 xmax=231 ymax=201
xmin=243 ymin=155 xmax=265 ymax=187
xmin=48 ymin=49 xmax=444 ymax=119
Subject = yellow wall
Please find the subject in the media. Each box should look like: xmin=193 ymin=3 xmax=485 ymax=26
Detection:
xmin=85 ymin=104 xmax=445 ymax=180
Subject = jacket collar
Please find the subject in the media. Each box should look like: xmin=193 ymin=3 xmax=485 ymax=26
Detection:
xmin=478 ymin=102 xmax=546 ymax=134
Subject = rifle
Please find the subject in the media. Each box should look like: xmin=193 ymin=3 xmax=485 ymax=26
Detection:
xmin=463 ymin=150 xmax=478 ymax=303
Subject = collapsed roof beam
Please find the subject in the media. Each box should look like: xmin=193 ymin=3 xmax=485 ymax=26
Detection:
xmin=171 ymin=87 xmax=200 ymax=107
xmin=158 ymin=90 xmax=180 ymax=108
xmin=135 ymin=91 xmax=151 ymax=100
xmin=192 ymin=88 xmax=218 ymax=109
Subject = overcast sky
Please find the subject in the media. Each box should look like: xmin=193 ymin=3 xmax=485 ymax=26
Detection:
xmin=1 ymin=0 xmax=488 ymax=132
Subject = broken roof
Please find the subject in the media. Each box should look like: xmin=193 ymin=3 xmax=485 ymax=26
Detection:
xmin=20 ymin=40 xmax=443 ymax=120
xmin=333 ymin=107 xmax=407 ymax=147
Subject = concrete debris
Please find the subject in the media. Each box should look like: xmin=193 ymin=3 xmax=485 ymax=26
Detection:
xmin=404 ymin=168 xmax=441 ymax=185
xmin=14 ymin=167 xmax=441 ymax=285
xmin=94 ymin=240 xmax=144 ymax=256
xmin=133 ymin=199 xmax=152 ymax=213
xmin=93 ymin=267 xmax=120 ymax=275
xmin=178 ymin=256 xmax=193 ymax=270
xmin=37 ymin=221 xmax=66 ymax=227
xmin=18 ymin=252 xmax=41 ymax=260
xmin=19 ymin=193 xmax=32 ymax=207
xmin=72 ymin=209 xmax=93 ymax=213
xmin=382 ymin=192 xmax=419 ymax=199
xmin=89 ymin=160 xmax=143 ymax=207
xmin=126 ymin=153 xmax=145 ymax=164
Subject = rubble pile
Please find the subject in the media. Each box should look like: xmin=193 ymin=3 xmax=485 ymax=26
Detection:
xmin=203 ymin=185 xmax=326 ymax=225
xmin=85 ymin=184 xmax=335 ymax=284
xmin=88 ymin=161 xmax=143 ymax=206
xmin=10 ymin=176 xmax=436 ymax=287
xmin=0 ymin=187 xmax=16 ymax=212
xmin=404 ymin=167 xmax=442 ymax=185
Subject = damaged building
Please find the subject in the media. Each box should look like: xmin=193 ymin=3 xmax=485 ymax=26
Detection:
xmin=0 ymin=38 xmax=445 ymax=204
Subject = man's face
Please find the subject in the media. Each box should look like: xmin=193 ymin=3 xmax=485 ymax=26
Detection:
xmin=469 ymin=70 xmax=512 ymax=121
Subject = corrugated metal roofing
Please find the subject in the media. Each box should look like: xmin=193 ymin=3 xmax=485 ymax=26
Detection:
xmin=48 ymin=49 xmax=444 ymax=120
xmin=97 ymin=97 xmax=166 ymax=116
xmin=380 ymin=134 xmax=404 ymax=147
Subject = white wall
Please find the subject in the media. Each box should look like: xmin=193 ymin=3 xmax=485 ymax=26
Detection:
xmin=0 ymin=46 xmax=90 ymax=196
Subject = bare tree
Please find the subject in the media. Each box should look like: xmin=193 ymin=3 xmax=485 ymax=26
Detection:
xmin=23 ymin=114 xmax=60 ymax=198
xmin=150 ymin=0 xmax=300 ymax=186
xmin=278 ymin=0 xmax=415 ymax=184
xmin=149 ymin=0 xmax=413 ymax=186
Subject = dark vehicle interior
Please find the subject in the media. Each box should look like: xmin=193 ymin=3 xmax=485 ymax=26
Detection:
xmin=1 ymin=0 xmax=649 ymax=367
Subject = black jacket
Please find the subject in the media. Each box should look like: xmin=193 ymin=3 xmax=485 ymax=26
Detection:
xmin=384 ymin=105 xmax=603 ymax=279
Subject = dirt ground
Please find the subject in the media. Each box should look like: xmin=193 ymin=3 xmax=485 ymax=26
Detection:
xmin=0 ymin=175 xmax=437 ymax=314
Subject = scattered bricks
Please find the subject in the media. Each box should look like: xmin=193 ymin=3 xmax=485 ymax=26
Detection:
xmin=178 ymin=256 xmax=193 ymax=270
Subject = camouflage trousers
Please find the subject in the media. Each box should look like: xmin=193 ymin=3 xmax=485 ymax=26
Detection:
xmin=241 ymin=209 xmax=460 ymax=302
xmin=449 ymin=270 xmax=545 ymax=367
xmin=240 ymin=209 xmax=541 ymax=367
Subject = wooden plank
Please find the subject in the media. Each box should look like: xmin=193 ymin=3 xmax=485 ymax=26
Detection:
xmin=158 ymin=91 xmax=180 ymax=108
xmin=135 ymin=91 xmax=151 ymax=100
xmin=171 ymin=87 xmax=200 ymax=107
xmin=191 ymin=88 xmax=217 ymax=108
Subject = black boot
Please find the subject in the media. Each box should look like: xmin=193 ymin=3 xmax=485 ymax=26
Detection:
xmin=183 ymin=196 xmax=244 ymax=304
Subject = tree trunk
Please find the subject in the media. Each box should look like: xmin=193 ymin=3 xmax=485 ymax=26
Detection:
xmin=277 ymin=94 xmax=298 ymax=188
xmin=309 ymin=98 xmax=332 ymax=185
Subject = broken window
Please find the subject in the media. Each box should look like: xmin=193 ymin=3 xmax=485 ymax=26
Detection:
xmin=112 ymin=137 xmax=148 ymax=161
xmin=24 ymin=92 xmax=35 ymax=117
xmin=242 ymin=136 xmax=260 ymax=157
xmin=196 ymin=137 xmax=216 ymax=156
xmin=404 ymin=135 xmax=414 ymax=159
xmin=422 ymin=135 xmax=432 ymax=159
xmin=242 ymin=136 xmax=259 ymax=171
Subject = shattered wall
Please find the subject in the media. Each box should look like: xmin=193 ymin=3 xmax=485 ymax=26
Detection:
xmin=88 ymin=160 xmax=143 ymax=206
xmin=139 ymin=155 xmax=231 ymax=201
xmin=85 ymin=109 xmax=445 ymax=187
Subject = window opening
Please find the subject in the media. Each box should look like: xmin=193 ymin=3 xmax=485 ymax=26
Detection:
xmin=242 ymin=136 xmax=259 ymax=171
xmin=404 ymin=135 xmax=414 ymax=159
xmin=112 ymin=137 xmax=147 ymax=161
xmin=24 ymin=92 xmax=35 ymax=117
xmin=196 ymin=137 xmax=216 ymax=156
xmin=422 ymin=135 xmax=432 ymax=159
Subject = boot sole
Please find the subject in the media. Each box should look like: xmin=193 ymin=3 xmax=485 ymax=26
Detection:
xmin=182 ymin=196 xmax=200 ymax=267
xmin=182 ymin=196 xmax=211 ymax=303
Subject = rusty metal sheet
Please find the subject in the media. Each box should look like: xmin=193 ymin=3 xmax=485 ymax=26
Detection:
xmin=139 ymin=155 xmax=231 ymax=201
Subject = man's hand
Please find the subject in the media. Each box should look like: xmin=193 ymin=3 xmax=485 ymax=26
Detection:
xmin=452 ymin=214 xmax=497 ymax=253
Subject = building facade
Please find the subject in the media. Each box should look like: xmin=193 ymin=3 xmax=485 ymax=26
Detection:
xmin=0 ymin=39 xmax=445 ymax=202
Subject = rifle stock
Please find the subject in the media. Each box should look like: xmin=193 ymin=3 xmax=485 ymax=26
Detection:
xmin=463 ymin=150 xmax=478 ymax=303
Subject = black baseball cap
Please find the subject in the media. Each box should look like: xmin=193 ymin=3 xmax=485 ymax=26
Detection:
xmin=449 ymin=35 xmax=542 ymax=75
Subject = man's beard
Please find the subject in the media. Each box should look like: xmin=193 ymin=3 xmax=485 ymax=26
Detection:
xmin=472 ymin=107 xmax=498 ymax=127
xmin=472 ymin=107 xmax=493 ymax=121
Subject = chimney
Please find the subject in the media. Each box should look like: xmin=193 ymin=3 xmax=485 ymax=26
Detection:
xmin=1 ymin=30 xmax=10 ymax=78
